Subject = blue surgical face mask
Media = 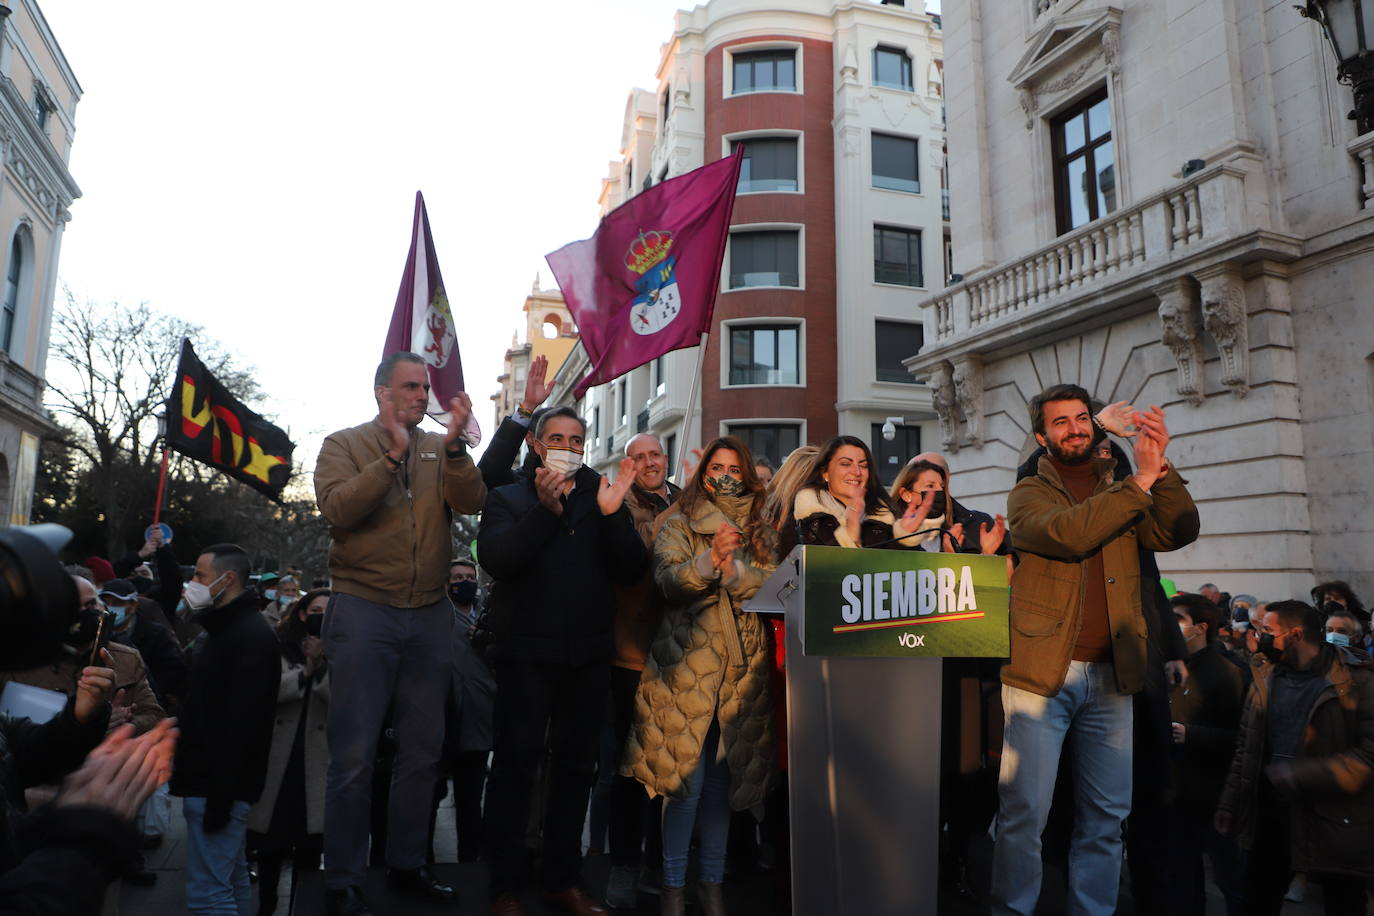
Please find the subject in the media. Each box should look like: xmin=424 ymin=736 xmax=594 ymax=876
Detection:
xmin=1327 ymin=632 xmax=1352 ymax=648
xmin=264 ymin=589 xmax=277 ymax=601
xmin=111 ymin=605 xmax=130 ymax=628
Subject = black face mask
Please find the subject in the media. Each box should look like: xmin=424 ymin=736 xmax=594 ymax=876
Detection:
xmin=305 ymin=614 xmax=324 ymax=637
xmin=1257 ymin=632 xmax=1284 ymax=664
xmin=450 ymin=580 xmax=479 ymax=606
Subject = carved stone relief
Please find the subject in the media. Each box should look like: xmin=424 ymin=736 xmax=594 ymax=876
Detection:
xmin=929 ymin=362 xmax=959 ymax=453
xmin=1198 ymin=264 xmax=1250 ymax=397
xmin=952 ymin=356 xmax=985 ymax=448
xmin=1155 ymin=276 xmax=1204 ymax=406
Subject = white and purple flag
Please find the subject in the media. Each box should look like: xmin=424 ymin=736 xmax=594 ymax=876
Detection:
xmin=545 ymin=149 xmax=742 ymax=400
xmin=383 ymin=191 xmax=480 ymax=443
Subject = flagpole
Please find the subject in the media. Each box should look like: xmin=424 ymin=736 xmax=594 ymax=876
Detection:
xmin=677 ymin=331 xmax=709 ymax=477
xmin=152 ymin=448 xmax=169 ymax=528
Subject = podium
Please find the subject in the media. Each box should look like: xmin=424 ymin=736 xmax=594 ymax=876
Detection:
xmin=744 ymin=545 xmax=1009 ymax=916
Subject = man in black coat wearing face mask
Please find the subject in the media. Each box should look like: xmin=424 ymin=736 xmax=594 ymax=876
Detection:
xmin=477 ymin=407 xmax=647 ymax=916
xmin=1216 ymin=601 xmax=1374 ymax=916
xmin=431 ymin=558 xmax=493 ymax=863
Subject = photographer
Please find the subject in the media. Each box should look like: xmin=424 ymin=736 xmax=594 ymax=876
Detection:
xmin=0 ymin=524 xmax=179 ymax=913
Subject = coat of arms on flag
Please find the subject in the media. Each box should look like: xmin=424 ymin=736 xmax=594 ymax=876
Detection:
xmin=627 ymin=230 xmax=681 ymax=336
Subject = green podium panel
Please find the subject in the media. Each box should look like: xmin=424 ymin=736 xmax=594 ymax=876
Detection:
xmin=745 ymin=546 xmax=1009 ymax=916
xmin=801 ymin=545 xmax=1010 ymax=657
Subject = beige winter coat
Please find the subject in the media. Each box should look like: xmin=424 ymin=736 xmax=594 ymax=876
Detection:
xmin=623 ymin=495 xmax=778 ymax=809
xmin=248 ymin=657 xmax=330 ymax=835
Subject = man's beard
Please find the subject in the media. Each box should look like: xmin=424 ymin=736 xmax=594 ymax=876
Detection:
xmin=1046 ymin=434 xmax=1093 ymax=465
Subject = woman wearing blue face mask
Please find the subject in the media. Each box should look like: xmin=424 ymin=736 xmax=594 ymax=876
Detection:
xmin=248 ymin=588 xmax=331 ymax=916
xmin=623 ymin=436 xmax=779 ymax=916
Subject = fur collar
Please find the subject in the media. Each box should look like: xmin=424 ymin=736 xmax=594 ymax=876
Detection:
xmin=793 ymin=487 xmax=897 ymax=549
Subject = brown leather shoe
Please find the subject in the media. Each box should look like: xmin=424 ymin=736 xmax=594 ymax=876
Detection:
xmin=490 ymin=892 xmax=525 ymax=916
xmin=544 ymin=886 xmax=610 ymax=916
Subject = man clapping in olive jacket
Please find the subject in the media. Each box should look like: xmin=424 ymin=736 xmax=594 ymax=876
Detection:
xmin=989 ymin=384 xmax=1199 ymax=916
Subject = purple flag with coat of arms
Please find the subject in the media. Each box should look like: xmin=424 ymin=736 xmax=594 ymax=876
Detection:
xmin=545 ymin=149 xmax=743 ymax=400
xmin=383 ymin=191 xmax=480 ymax=444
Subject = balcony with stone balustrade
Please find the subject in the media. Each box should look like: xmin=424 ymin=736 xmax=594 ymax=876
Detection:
xmin=908 ymin=152 xmax=1302 ymax=380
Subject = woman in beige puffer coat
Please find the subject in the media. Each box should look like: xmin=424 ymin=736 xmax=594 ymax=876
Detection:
xmin=623 ymin=436 xmax=779 ymax=916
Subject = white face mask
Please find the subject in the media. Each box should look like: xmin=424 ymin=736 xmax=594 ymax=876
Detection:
xmin=542 ymin=447 xmax=584 ymax=479
xmin=184 ymin=572 xmax=227 ymax=611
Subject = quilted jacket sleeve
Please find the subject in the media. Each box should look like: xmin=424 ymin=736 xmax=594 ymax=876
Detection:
xmin=653 ymin=512 xmax=719 ymax=607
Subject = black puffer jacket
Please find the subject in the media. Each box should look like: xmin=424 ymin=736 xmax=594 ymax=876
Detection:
xmin=478 ymin=465 xmax=647 ymax=666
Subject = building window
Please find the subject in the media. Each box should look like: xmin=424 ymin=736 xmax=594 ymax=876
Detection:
xmin=872 ymin=133 xmax=919 ymax=193
xmin=2 ymin=234 xmax=20 ymax=353
xmin=728 ymin=423 xmax=800 ymax=470
xmin=729 ymin=325 xmax=799 ymax=385
xmin=873 ymin=46 xmax=913 ymax=91
xmin=874 ymin=320 xmax=924 ymax=383
xmin=665 ymin=433 xmax=677 ymax=482
xmin=733 ymin=49 xmax=796 ymax=94
xmin=592 ymin=406 xmax=602 ymax=449
xmin=618 ymin=380 xmax=628 ymax=427
xmin=870 ymin=424 xmax=922 ymax=487
xmin=1052 ymin=88 xmax=1116 ymax=234
xmin=662 ymin=85 xmax=671 ymax=124
xmin=732 ymin=137 xmax=798 ymax=193
xmin=874 ymin=226 xmax=923 ymax=287
xmin=729 ymin=230 xmax=800 ymax=289
xmin=32 ymin=93 xmax=51 ymax=130
xmin=654 ymin=355 xmax=666 ymax=396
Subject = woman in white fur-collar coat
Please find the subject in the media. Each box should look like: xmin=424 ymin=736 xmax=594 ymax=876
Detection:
xmin=792 ymin=436 xmax=936 ymax=549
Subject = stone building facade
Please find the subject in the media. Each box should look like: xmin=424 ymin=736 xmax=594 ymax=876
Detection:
xmin=0 ymin=2 xmax=79 ymax=524
xmin=909 ymin=0 xmax=1374 ymax=599
xmin=545 ymin=0 xmax=946 ymax=486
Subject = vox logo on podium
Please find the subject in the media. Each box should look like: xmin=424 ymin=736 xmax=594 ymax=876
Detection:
xmin=897 ymin=632 xmax=926 ymax=649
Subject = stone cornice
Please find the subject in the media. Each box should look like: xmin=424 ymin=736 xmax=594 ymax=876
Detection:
xmin=19 ymin=0 xmax=81 ymax=98
xmin=0 ymin=75 xmax=80 ymax=216
xmin=1009 ymin=6 xmax=1122 ymax=91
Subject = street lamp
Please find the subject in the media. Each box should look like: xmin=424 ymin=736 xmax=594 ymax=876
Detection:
xmin=1300 ymin=0 xmax=1374 ymax=134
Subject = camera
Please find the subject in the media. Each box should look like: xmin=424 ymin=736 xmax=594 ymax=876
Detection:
xmin=0 ymin=524 xmax=80 ymax=669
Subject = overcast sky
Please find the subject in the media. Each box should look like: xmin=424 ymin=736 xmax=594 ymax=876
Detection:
xmin=39 ymin=0 xmax=937 ymax=488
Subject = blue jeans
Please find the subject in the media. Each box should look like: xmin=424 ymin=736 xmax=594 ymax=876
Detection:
xmin=662 ymin=717 xmax=731 ymax=887
xmin=183 ymin=796 xmax=252 ymax=916
xmin=989 ymin=661 xmax=1133 ymax=916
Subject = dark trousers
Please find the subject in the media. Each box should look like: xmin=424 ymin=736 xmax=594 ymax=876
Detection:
xmin=1243 ymin=790 xmax=1365 ymax=916
xmin=428 ymin=750 xmax=488 ymax=862
xmin=1167 ymin=807 xmax=1244 ymax=916
xmin=321 ymin=594 xmax=451 ymax=890
xmin=608 ymin=665 xmax=658 ymax=866
xmin=484 ymin=658 xmax=610 ymax=895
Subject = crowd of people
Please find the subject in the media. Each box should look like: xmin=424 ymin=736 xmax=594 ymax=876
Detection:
xmin=1 ymin=353 xmax=1367 ymax=916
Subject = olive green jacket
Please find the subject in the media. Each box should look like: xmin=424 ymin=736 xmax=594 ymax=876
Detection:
xmin=622 ymin=498 xmax=778 ymax=809
xmin=1003 ymin=457 xmax=1198 ymax=697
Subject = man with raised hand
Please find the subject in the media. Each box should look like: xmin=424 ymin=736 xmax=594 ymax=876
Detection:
xmin=314 ymin=351 xmax=486 ymax=916
xmin=989 ymin=384 xmax=1199 ymax=916
xmin=478 ymin=407 xmax=646 ymax=916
